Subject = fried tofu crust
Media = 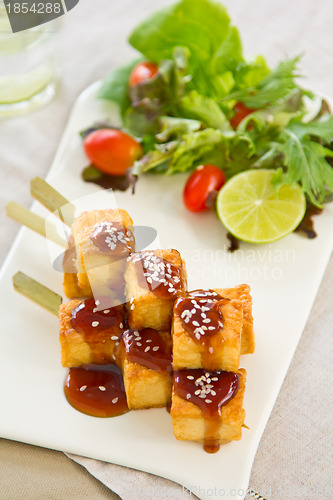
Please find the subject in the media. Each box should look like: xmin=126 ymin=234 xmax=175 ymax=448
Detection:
xmin=117 ymin=331 xmax=172 ymax=410
xmin=172 ymin=298 xmax=243 ymax=372
xmin=71 ymin=209 xmax=134 ymax=296
xmin=59 ymin=300 xmax=122 ymax=367
xmin=216 ymin=285 xmax=255 ymax=355
xmin=171 ymin=368 xmax=246 ymax=444
xmin=125 ymin=249 xmax=187 ymax=330
xmin=63 ymin=272 xmax=91 ymax=299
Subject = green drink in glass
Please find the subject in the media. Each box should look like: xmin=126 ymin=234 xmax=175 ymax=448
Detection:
xmin=0 ymin=1 xmax=61 ymax=117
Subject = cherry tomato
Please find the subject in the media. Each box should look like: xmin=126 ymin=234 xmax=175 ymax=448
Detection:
xmin=129 ymin=61 xmax=159 ymax=87
xmin=230 ymin=101 xmax=255 ymax=129
xmin=83 ymin=129 xmax=143 ymax=176
xmin=183 ymin=165 xmax=226 ymax=213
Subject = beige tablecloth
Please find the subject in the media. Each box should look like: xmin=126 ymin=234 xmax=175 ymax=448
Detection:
xmin=0 ymin=0 xmax=332 ymax=498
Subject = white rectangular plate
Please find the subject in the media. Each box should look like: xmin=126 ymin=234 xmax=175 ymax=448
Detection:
xmin=1 ymin=82 xmax=332 ymax=500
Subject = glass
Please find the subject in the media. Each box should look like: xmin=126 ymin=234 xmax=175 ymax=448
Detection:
xmin=0 ymin=1 xmax=61 ymax=117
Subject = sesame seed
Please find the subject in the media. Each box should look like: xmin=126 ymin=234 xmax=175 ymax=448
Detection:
xmin=146 ymin=339 xmax=152 ymax=343
xmin=195 ymin=333 xmax=201 ymax=340
xmin=187 ymin=375 xmax=194 ymax=380
xmin=93 ymin=307 xmax=98 ymax=313
xmin=194 ymin=390 xmax=201 ymax=395
xmin=112 ymin=397 xmax=118 ymax=404
xmin=95 ymin=300 xmax=100 ymax=306
xmin=152 ymin=346 xmax=159 ymax=351
xmin=79 ymin=385 xmax=87 ymax=392
xmin=111 ymin=336 xmax=119 ymax=341
xmin=119 ymin=322 xmax=123 ymax=328
xmin=192 ymin=321 xmax=200 ymax=327
xmin=209 ymin=347 xmax=214 ymax=354
xmin=211 ymin=390 xmax=216 ymax=396
xmin=203 ymin=318 xmax=211 ymax=323
xmin=186 ymin=394 xmax=191 ymax=399
xmin=131 ymin=304 xmax=135 ymax=310
xmin=144 ymin=346 xmax=150 ymax=352
xmin=103 ymin=309 xmax=110 ymax=314
xmin=137 ymin=342 xmax=142 ymax=346
xmin=99 ymin=386 xmax=106 ymax=391
xmin=205 ymin=399 xmax=212 ymax=403
xmin=212 ymin=377 xmax=218 ymax=381
xmin=92 ymin=321 xmax=99 ymax=327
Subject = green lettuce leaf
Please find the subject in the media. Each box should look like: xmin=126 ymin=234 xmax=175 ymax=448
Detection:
xmin=98 ymin=59 xmax=142 ymax=114
xmin=132 ymin=128 xmax=256 ymax=178
xmin=211 ymin=26 xmax=243 ymax=75
xmin=156 ymin=116 xmax=202 ymax=142
xmin=180 ymin=91 xmax=230 ymax=130
xmin=128 ymin=0 xmax=232 ymax=68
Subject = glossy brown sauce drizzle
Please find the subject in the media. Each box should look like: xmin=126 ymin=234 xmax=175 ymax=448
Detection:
xmin=227 ymin=232 xmax=240 ymax=252
xmin=130 ymin=252 xmax=184 ymax=299
xmin=295 ymin=202 xmax=323 ymax=239
xmin=90 ymin=221 xmax=134 ymax=256
xmin=174 ymin=293 xmax=226 ymax=370
xmin=174 ymin=369 xmax=239 ymax=453
xmin=122 ymin=328 xmax=172 ymax=372
xmin=64 ymin=364 xmax=128 ymax=417
xmin=71 ymin=297 xmax=125 ymax=364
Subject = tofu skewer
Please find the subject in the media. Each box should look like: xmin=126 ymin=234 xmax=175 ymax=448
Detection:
xmin=12 ymin=271 xmax=62 ymax=316
xmin=7 ymin=178 xmax=136 ymax=302
xmin=30 ymin=176 xmax=75 ymax=226
xmin=6 ymin=202 xmax=68 ymax=248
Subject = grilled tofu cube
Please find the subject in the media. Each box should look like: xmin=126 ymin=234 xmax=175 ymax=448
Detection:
xmin=172 ymin=296 xmax=243 ymax=372
xmin=215 ymin=285 xmax=255 ymax=355
xmin=62 ymin=235 xmax=92 ymax=299
xmin=117 ymin=329 xmax=172 ymax=410
xmin=125 ymin=249 xmax=187 ymax=330
xmin=63 ymin=272 xmax=91 ymax=299
xmin=70 ymin=209 xmax=135 ymax=298
xmin=59 ymin=299 xmax=125 ymax=367
xmin=171 ymin=368 xmax=246 ymax=446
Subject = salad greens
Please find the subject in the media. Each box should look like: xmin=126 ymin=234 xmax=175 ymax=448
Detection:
xmin=98 ymin=0 xmax=333 ymax=208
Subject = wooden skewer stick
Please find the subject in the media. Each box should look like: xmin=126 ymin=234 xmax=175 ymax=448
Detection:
xmin=6 ymin=201 xmax=68 ymax=248
xmin=12 ymin=271 xmax=62 ymax=317
xmin=30 ymin=177 xmax=76 ymax=227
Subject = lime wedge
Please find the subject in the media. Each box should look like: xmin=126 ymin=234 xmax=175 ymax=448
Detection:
xmin=0 ymin=63 xmax=54 ymax=104
xmin=216 ymin=169 xmax=306 ymax=243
